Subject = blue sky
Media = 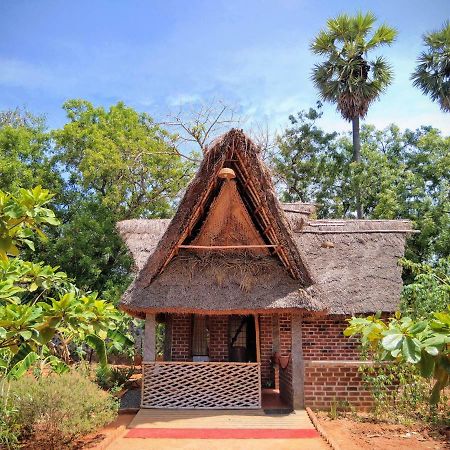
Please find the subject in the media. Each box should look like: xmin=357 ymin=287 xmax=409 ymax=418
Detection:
xmin=1 ymin=0 xmax=449 ymax=136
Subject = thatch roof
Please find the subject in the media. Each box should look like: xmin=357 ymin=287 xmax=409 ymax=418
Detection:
xmin=117 ymin=129 xmax=414 ymax=317
xmin=135 ymin=129 xmax=315 ymax=287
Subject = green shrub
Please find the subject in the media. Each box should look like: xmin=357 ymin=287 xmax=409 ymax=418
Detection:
xmin=0 ymin=382 xmax=20 ymax=450
xmin=95 ymin=366 xmax=135 ymax=392
xmin=6 ymin=371 xmax=118 ymax=448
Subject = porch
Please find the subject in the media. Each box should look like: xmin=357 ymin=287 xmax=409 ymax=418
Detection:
xmin=141 ymin=313 xmax=304 ymax=410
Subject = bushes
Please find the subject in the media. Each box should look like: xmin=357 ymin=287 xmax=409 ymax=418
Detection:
xmin=95 ymin=365 xmax=135 ymax=392
xmin=3 ymin=371 xmax=117 ymax=449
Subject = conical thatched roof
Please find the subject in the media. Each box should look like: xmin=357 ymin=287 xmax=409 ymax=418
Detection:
xmin=117 ymin=129 xmax=415 ymax=317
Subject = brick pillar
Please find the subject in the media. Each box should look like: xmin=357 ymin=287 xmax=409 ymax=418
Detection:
xmin=259 ymin=314 xmax=273 ymax=387
xmin=291 ymin=314 xmax=305 ymax=409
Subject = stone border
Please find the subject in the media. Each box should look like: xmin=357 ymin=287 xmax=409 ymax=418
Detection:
xmin=306 ymin=407 xmax=341 ymax=450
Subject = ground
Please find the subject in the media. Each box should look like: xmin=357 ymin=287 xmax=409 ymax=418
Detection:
xmin=83 ymin=409 xmax=449 ymax=450
xmin=315 ymin=411 xmax=449 ymax=450
xmin=86 ymin=409 xmax=329 ymax=449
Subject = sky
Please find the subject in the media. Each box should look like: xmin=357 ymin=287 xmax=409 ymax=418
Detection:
xmin=1 ymin=0 xmax=449 ymax=137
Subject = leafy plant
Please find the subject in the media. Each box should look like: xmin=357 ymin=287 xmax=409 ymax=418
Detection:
xmin=400 ymin=257 xmax=450 ymax=318
xmin=5 ymin=371 xmax=117 ymax=449
xmin=0 ymin=187 xmax=59 ymax=261
xmin=95 ymin=365 xmax=135 ymax=392
xmin=344 ymin=308 xmax=450 ymax=404
xmin=0 ymin=187 xmax=130 ymax=378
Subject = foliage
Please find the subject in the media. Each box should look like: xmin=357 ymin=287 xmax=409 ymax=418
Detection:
xmin=0 ymin=187 xmax=59 ymax=261
xmin=4 ymin=371 xmax=117 ymax=448
xmin=273 ymin=103 xmax=337 ymax=203
xmin=400 ymin=258 xmax=450 ymax=318
xmin=344 ymin=309 xmax=450 ymax=404
xmin=411 ymin=21 xmax=450 ymax=112
xmin=53 ymin=99 xmax=195 ymax=218
xmin=311 ymin=11 xmax=396 ymax=121
xmin=0 ymin=103 xmax=195 ymax=304
xmin=0 ymin=109 xmax=62 ymax=194
xmin=95 ymin=365 xmax=135 ymax=392
xmin=0 ymin=382 xmax=20 ymax=450
xmin=357 ymin=358 xmax=448 ymax=424
xmin=0 ymin=187 xmax=129 ymax=379
xmin=274 ymin=110 xmax=450 ymax=261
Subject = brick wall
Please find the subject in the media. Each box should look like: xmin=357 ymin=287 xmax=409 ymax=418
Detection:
xmin=302 ymin=315 xmax=372 ymax=410
xmin=304 ymin=362 xmax=373 ymax=410
xmin=259 ymin=314 xmax=273 ymax=386
xmin=171 ymin=314 xmax=192 ymax=361
xmin=302 ymin=315 xmax=360 ymax=360
xmin=209 ymin=316 xmax=229 ymax=362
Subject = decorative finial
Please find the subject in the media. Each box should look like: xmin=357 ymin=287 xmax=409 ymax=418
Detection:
xmin=218 ymin=168 xmax=236 ymax=180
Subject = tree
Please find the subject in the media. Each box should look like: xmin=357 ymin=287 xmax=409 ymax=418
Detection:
xmin=272 ymin=103 xmax=338 ymax=203
xmin=38 ymin=100 xmax=196 ymax=299
xmin=0 ymin=109 xmax=62 ymax=194
xmin=163 ymin=99 xmax=240 ymax=155
xmin=411 ymin=21 xmax=450 ymax=112
xmin=53 ymin=100 xmax=195 ymax=219
xmin=311 ymin=12 xmax=397 ymax=218
xmin=400 ymin=258 xmax=450 ymax=319
xmin=274 ymin=112 xmax=450 ymax=261
xmin=0 ymin=187 xmax=126 ymax=378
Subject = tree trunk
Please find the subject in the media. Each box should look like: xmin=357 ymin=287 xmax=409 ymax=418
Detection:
xmin=352 ymin=116 xmax=363 ymax=219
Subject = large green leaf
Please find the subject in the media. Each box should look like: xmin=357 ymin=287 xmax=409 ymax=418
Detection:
xmin=402 ymin=337 xmax=422 ymax=363
xmin=85 ymin=334 xmax=107 ymax=367
xmin=7 ymin=351 xmax=38 ymax=380
xmin=381 ymin=332 xmax=403 ymax=351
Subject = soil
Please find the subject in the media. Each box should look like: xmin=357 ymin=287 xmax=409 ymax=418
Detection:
xmin=316 ymin=412 xmax=449 ymax=450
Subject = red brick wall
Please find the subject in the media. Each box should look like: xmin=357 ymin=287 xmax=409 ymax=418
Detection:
xmin=301 ymin=316 xmax=360 ymax=360
xmin=171 ymin=314 xmax=192 ymax=361
xmin=304 ymin=362 xmax=372 ymax=410
xmin=209 ymin=316 xmax=229 ymax=362
xmin=302 ymin=315 xmax=372 ymax=410
xmin=259 ymin=314 xmax=273 ymax=386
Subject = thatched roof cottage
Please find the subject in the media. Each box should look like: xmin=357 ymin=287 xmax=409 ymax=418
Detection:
xmin=118 ymin=129 xmax=414 ymax=410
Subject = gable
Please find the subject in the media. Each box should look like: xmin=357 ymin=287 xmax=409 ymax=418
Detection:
xmin=136 ymin=129 xmax=315 ymax=288
xmin=183 ymin=173 xmax=269 ymax=255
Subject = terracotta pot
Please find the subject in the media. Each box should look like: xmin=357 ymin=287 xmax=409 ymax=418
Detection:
xmin=133 ymin=354 xmax=143 ymax=366
xmin=278 ymin=354 xmax=291 ymax=369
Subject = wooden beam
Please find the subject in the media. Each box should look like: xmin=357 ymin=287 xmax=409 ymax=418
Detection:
xmin=299 ymin=229 xmax=419 ymax=234
xmin=178 ymin=244 xmax=279 ymax=250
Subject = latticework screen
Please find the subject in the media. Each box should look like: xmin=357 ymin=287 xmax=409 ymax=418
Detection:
xmin=142 ymin=362 xmax=261 ymax=409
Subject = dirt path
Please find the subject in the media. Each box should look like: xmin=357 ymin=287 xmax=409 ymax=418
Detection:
xmin=316 ymin=412 xmax=449 ymax=450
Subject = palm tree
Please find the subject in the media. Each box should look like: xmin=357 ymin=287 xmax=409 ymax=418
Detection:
xmin=411 ymin=21 xmax=450 ymax=113
xmin=311 ymin=12 xmax=396 ymax=218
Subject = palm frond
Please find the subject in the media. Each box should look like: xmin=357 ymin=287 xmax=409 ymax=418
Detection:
xmin=310 ymin=11 xmax=397 ymax=120
xmin=411 ymin=21 xmax=450 ymax=112
xmin=366 ymin=24 xmax=397 ymax=49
